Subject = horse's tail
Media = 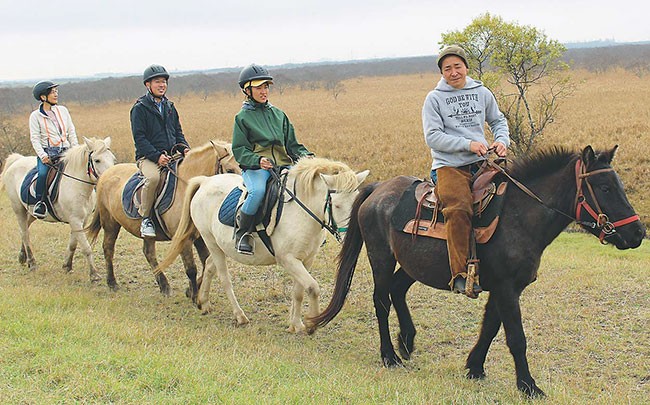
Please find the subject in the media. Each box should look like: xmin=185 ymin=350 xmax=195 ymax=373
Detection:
xmin=155 ymin=175 xmax=207 ymax=275
xmin=85 ymin=207 xmax=102 ymax=245
xmin=0 ymin=153 xmax=24 ymax=191
xmin=307 ymin=182 xmax=378 ymax=332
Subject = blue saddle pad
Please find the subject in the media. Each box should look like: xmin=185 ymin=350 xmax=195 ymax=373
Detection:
xmin=20 ymin=163 xmax=64 ymax=206
xmin=121 ymin=160 xmax=180 ymax=220
xmin=218 ymin=187 xmax=243 ymax=227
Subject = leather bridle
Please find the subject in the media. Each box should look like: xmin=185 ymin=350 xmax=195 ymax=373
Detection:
xmin=573 ymin=159 xmax=640 ymax=244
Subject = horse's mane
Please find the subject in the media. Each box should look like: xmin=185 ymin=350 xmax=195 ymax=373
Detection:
xmin=291 ymin=157 xmax=358 ymax=195
xmin=508 ymin=146 xmax=578 ymax=182
xmin=180 ymin=140 xmax=232 ymax=176
xmin=62 ymin=138 xmax=109 ymax=173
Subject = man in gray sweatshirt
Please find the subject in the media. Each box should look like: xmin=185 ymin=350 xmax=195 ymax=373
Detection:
xmin=422 ymin=44 xmax=510 ymax=298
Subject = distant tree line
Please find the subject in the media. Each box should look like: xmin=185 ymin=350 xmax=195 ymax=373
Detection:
xmin=1 ymin=44 xmax=649 ymax=117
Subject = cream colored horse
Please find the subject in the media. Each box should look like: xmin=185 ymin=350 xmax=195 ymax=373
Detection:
xmin=157 ymin=157 xmax=369 ymax=333
xmin=86 ymin=140 xmax=240 ymax=297
xmin=1 ymin=137 xmax=116 ymax=279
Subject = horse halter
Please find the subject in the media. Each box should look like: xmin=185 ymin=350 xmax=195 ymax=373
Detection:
xmin=574 ymin=159 xmax=640 ymax=244
xmin=323 ymin=189 xmax=346 ymax=242
xmin=86 ymin=151 xmax=100 ymax=181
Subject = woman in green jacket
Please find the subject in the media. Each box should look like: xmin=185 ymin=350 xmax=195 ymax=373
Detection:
xmin=232 ymin=64 xmax=313 ymax=254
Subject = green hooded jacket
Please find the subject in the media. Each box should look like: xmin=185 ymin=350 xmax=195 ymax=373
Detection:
xmin=232 ymin=100 xmax=312 ymax=169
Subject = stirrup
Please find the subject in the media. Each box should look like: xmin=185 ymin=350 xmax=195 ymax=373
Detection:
xmin=33 ymin=201 xmax=47 ymax=219
xmin=236 ymin=233 xmax=254 ymax=255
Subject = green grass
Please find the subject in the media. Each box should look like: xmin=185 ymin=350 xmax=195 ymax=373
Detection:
xmin=0 ymin=188 xmax=648 ymax=403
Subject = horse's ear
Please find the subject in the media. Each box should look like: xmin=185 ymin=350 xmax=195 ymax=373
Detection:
xmin=320 ymin=173 xmax=335 ymax=188
xmin=581 ymin=145 xmax=596 ymax=165
xmin=104 ymin=137 xmax=112 ymax=149
xmin=355 ymin=170 xmax=370 ymax=186
xmin=599 ymin=145 xmax=618 ymax=164
xmin=84 ymin=137 xmax=95 ymax=150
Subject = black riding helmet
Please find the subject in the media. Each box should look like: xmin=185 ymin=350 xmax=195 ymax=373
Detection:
xmin=143 ymin=64 xmax=170 ymax=84
xmin=32 ymin=80 xmax=59 ymax=101
xmin=238 ymin=64 xmax=273 ymax=89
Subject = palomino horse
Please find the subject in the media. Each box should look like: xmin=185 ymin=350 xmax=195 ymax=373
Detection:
xmin=1 ymin=137 xmax=116 ymax=279
xmin=86 ymin=140 xmax=239 ymax=297
xmin=309 ymin=146 xmax=645 ymax=397
xmin=156 ymin=157 xmax=369 ymax=333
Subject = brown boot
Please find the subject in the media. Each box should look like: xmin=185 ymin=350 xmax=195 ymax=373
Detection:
xmin=437 ymin=166 xmax=481 ymax=298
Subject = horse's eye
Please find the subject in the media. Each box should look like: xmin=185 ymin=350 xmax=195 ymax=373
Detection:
xmin=94 ymin=159 xmax=101 ymax=164
xmin=600 ymin=184 xmax=610 ymax=193
xmin=227 ymin=169 xmax=235 ymax=173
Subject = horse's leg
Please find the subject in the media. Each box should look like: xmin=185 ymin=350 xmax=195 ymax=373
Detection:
xmin=142 ymin=239 xmax=170 ymax=296
xmin=368 ymin=249 xmax=401 ymax=367
xmin=465 ymin=293 xmax=501 ymax=380
xmin=190 ymin=237 xmax=209 ymax=296
xmin=102 ymin=222 xmax=121 ymax=291
xmin=196 ymin=255 xmax=215 ymax=313
xmin=65 ymin=218 xmax=101 ymax=282
xmin=390 ymin=268 xmax=417 ymax=360
xmin=492 ymin=285 xmax=545 ymax=398
xmin=277 ymin=255 xmax=320 ymax=334
xmin=180 ymin=244 xmax=199 ymax=301
xmin=62 ymin=231 xmax=78 ymax=273
xmin=18 ymin=212 xmax=38 ymax=271
xmin=18 ymin=244 xmax=27 ymax=264
xmin=212 ymin=250 xmax=249 ymax=325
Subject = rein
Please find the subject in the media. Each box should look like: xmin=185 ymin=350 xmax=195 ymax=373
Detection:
xmin=269 ymin=167 xmax=343 ymax=242
xmin=165 ymin=141 xmax=231 ymax=183
xmin=485 ymin=157 xmax=639 ymax=244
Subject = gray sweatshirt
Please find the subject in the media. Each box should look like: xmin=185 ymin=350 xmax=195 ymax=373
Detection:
xmin=422 ymin=76 xmax=509 ymax=170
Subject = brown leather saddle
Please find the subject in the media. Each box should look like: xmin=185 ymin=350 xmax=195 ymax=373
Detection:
xmin=403 ymin=163 xmax=508 ymax=243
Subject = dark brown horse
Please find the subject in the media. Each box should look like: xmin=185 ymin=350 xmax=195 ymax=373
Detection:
xmin=308 ymin=145 xmax=645 ymax=398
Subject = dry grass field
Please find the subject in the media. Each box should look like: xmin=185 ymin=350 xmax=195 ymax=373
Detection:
xmin=16 ymin=68 xmax=644 ymax=224
xmin=0 ymin=68 xmax=648 ymax=403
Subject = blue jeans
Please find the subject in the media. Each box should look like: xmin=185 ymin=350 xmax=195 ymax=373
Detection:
xmin=35 ymin=156 xmax=49 ymax=201
xmin=241 ymin=169 xmax=271 ymax=216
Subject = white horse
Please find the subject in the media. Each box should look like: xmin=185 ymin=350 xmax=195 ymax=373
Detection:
xmin=157 ymin=157 xmax=369 ymax=333
xmin=1 ymin=137 xmax=116 ymax=279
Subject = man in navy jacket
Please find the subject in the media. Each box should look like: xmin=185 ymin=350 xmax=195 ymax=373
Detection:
xmin=130 ymin=64 xmax=189 ymax=237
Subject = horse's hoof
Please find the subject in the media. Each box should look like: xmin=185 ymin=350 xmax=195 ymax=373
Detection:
xmin=89 ymin=273 xmax=101 ymax=283
xmin=18 ymin=252 xmax=27 ymax=264
xmin=108 ymin=283 xmax=119 ymax=292
xmin=235 ymin=315 xmax=250 ymax=326
xmin=382 ymin=354 xmax=404 ymax=368
xmin=286 ymin=322 xmax=306 ymax=334
xmin=62 ymin=265 xmax=73 ymax=273
xmin=518 ymin=380 xmax=546 ymax=398
xmin=199 ymin=303 xmax=211 ymax=314
xmin=28 ymin=263 xmax=38 ymax=272
xmin=466 ymin=369 xmax=486 ymax=380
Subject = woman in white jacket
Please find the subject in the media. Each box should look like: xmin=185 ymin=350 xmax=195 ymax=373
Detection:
xmin=29 ymin=81 xmax=78 ymax=218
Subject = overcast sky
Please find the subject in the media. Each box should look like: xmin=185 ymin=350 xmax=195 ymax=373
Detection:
xmin=2 ymin=0 xmax=648 ymax=82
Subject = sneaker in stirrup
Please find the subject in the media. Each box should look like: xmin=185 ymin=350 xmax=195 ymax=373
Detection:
xmin=140 ymin=217 xmax=156 ymax=238
xmin=33 ymin=201 xmax=47 ymax=219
